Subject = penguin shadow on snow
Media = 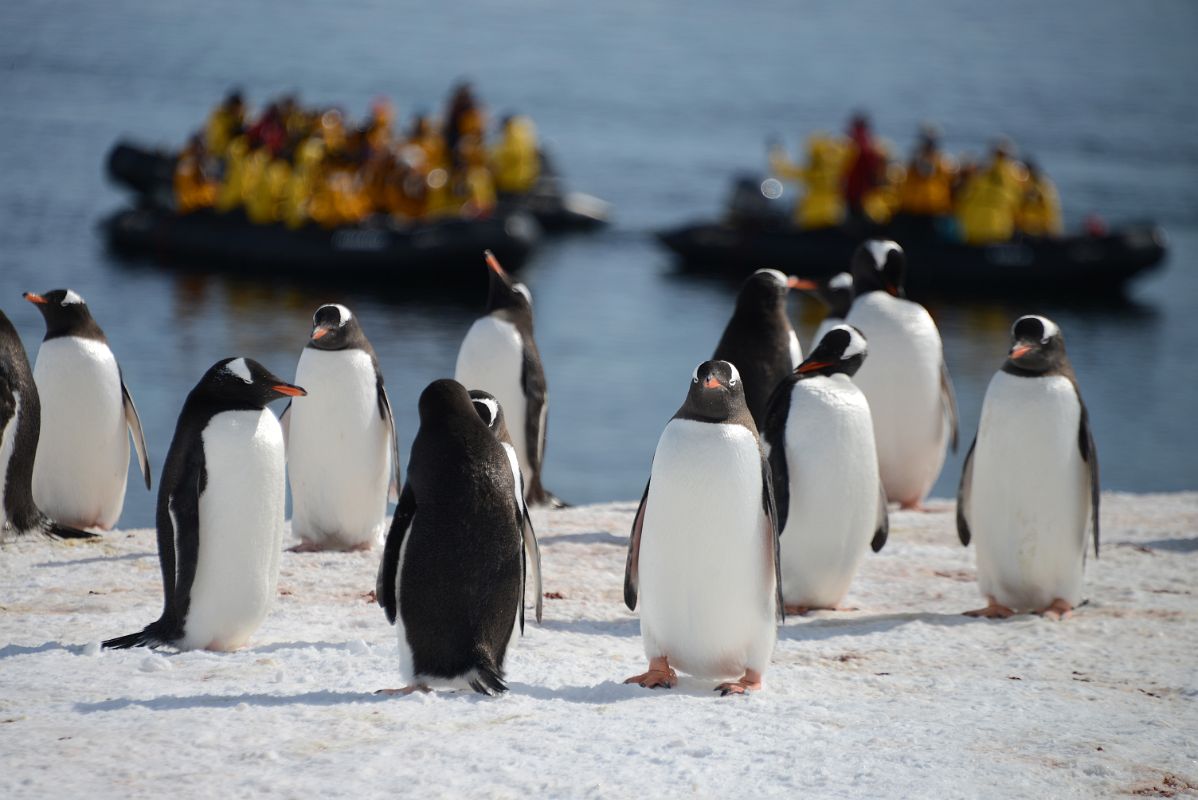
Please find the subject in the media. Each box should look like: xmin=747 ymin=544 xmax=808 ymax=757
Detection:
xmin=509 ymin=676 xmax=742 ymax=703
xmin=32 ymin=551 xmax=154 ymax=569
xmin=0 ymin=641 xmax=90 ymax=659
xmin=74 ymin=690 xmax=394 ymax=714
xmin=537 ymin=617 xmax=639 ymax=637
xmin=778 ymin=611 xmax=977 ymax=642
xmin=536 ymin=530 xmax=626 ymax=547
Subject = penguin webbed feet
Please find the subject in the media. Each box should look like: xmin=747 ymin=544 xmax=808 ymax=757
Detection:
xmin=624 ymin=657 xmax=677 ymax=689
xmin=715 ymin=669 xmax=763 ymax=697
xmin=963 ymin=597 xmax=1016 ymax=619
xmin=1036 ymin=599 xmax=1073 ymax=621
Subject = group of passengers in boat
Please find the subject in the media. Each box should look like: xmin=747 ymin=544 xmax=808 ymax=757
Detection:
xmin=768 ymin=115 xmax=1062 ymax=244
xmin=173 ymin=83 xmax=542 ymax=228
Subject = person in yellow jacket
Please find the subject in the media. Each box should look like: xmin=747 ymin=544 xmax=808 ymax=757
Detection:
xmin=956 ymin=139 xmax=1028 ymax=244
xmin=490 ymin=115 xmax=541 ymax=194
xmin=407 ymin=115 xmax=447 ymax=171
xmin=768 ymin=133 xmax=847 ymax=229
xmin=215 ymin=135 xmax=250 ymax=212
xmin=281 ymin=136 xmax=325 ymax=228
xmin=204 ymin=90 xmax=245 ymax=158
xmin=898 ymin=124 xmax=957 ymax=217
xmin=1015 ymin=160 xmax=1063 ymax=237
xmin=245 ymin=151 xmax=292 ymax=225
xmin=173 ymin=136 xmax=217 ymax=214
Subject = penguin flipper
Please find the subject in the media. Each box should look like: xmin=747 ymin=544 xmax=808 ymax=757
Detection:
xmin=376 ymin=378 xmax=401 ymax=503
xmin=956 ymin=436 xmax=977 ymax=546
xmin=161 ymin=452 xmax=204 ymax=636
xmin=624 ymin=480 xmax=650 ymax=611
xmin=522 ymin=508 xmax=543 ymax=625
xmin=377 ymin=483 xmax=415 ymax=625
xmin=761 ymin=377 xmax=793 ymax=528
xmin=760 ymin=456 xmax=785 ymax=623
xmin=1077 ymin=398 xmax=1100 ymax=560
xmin=520 ymin=345 xmax=549 ymax=504
xmin=120 ymin=371 xmax=152 ymax=490
xmin=871 ymin=481 xmax=890 ymax=553
xmin=940 ymin=360 xmax=959 ymax=453
xmin=278 ymin=400 xmax=291 ymax=455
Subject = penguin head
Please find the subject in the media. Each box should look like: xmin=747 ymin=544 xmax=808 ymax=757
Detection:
xmin=469 ymin=389 xmax=510 ymax=442
xmin=735 ymin=268 xmax=803 ymax=314
xmin=197 ymin=357 xmax=307 ymax=409
xmin=417 ymin=378 xmax=484 ymax=427
xmin=682 ymin=360 xmax=748 ymax=422
xmin=24 ymin=288 xmax=104 ymax=340
xmin=484 ymin=250 xmax=532 ymax=315
xmin=307 ymin=303 xmax=363 ymax=351
xmin=850 ymin=240 xmax=906 ymax=297
xmin=1005 ymin=315 xmax=1066 ymax=374
xmin=791 ymin=271 xmax=856 ymax=318
xmin=796 ymin=324 xmax=868 ymax=379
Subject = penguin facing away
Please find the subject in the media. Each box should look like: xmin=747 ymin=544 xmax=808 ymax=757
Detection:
xmin=957 ymin=315 xmax=1099 ymax=620
xmin=454 ymin=250 xmax=560 ymax=507
xmin=844 ymin=240 xmax=958 ymax=509
xmin=103 ymin=358 xmax=305 ymax=651
xmin=376 ymin=379 xmax=528 ymax=695
xmin=0 ymin=309 xmax=95 ymax=541
xmin=762 ymin=324 xmax=888 ymax=615
xmin=624 ymin=360 xmax=782 ymax=696
xmin=712 ymin=268 xmax=804 ymax=428
xmin=792 ymin=271 xmax=856 ymax=351
xmin=283 ymin=303 xmax=399 ymax=552
xmin=469 ymin=389 xmax=542 ymax=624
xmin=24 ymin=289 xmax=151 ymax=531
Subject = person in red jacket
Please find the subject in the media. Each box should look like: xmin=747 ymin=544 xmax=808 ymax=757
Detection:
xmin=843 ymin=113 xmax=885 ymax=225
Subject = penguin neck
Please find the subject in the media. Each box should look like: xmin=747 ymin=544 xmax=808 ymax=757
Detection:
xmin=42 ymin=316 xmax=107 ymax=343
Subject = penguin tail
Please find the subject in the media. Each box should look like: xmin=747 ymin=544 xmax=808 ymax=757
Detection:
xmin=42 ymin=520 xmax=99 ymax=540
xmin=466 ymin=650 xmax=508 ymax=696
xmin=102 ymin=620 xmax=172 ymax=650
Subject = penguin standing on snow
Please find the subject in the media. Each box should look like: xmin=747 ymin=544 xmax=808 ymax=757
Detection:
xmin=0 ymin=309 xmax=93 ymax=541
xmin=469 ymin=389 xmax=542 ymax=624
xmin=283 ymin=303 xmax=399 ymax=552
xmin=957 ymin=315 xmax=1099 ymax=620
xmin=455 ymin=251 xmax=559 ymax=506
xmin=104 ymin=358 xmax=305 ymax=651
xmin=844 ymin=241 xmax=958 ymax=509
xmin=763 ymin=325 xmax=888 ymax=615
xmin=792 ymin=271 xmax=855 ymax=351
xmin=712 ymin=268 xmax=804 ymax=428
xmin=624 ymin=360 xmax=782 ymax=696
xmin=376 ymin=379 xmax=529 ymax=695
xmin=24 ymin=289 xmax=151 ymax=531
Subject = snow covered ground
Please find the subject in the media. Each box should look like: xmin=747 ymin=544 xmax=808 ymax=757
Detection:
xmin=1 ymin=492 xmax=1196 ymax=798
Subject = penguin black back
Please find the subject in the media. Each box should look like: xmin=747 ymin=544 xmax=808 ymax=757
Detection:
xmin=712 ymin=269 xmax=798 ymax=427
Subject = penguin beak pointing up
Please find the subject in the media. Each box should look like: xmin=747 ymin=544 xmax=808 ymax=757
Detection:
xmin=273 ymin=384 xmax=307 ymax=397
xmin=484 ymin=249 xmax=507 ymax=277
xmin=23 ymin=292 xmax=48 ymax=305
xmin=311 ymin=326 xmax=331 ymax=340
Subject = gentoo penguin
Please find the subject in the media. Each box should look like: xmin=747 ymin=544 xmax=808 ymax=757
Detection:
xmin=763 ymin=325 xmax=888 ymax=615
xmin=376 ymin=379 xmax=529 ymax=695
xmin=283 ymin=303 xmax=399 ymax=552
xmin=0 ymin=309 xmax=93 ymax=540
xmin=844 ymin=240 xmax=958 ymax=509
xmin=712 ymin=268 xmax=803 ymax=428
xmin=792 ymin=271 xmax=855 ymax=350
xmin=957 ymin=315 xmax=1099 ymax=620
xmin=103 ymin=358 xmax=304 ymax=651
xmin=469 ymin=389 xmax=542 ymax=624
xmin=624 ymin=360 xmax=782 ymax=695
xmin=454 ymin=250 xmax=560 ymax=507
xmin=24 ymin=289 xmax=151 ymax=530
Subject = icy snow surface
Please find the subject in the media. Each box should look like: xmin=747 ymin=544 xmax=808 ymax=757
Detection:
xmin=2 ymin=493 xmax=1196 ymax=798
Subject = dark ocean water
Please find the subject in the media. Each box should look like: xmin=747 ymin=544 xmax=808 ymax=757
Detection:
xmin=1 ymin=1 xmax=1195 ymax=528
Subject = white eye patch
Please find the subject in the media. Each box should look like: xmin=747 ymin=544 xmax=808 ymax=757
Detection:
xmin=828 ymin=272 xmax=853 ymax=290
xmin=61 ymin=289 xmax=85 ymax=306
xmin=835 ymin=325 xmax=867 ymax=358
xmin=225 ymin=357 xmax=253 ymax=384
xmin=1014 ymin=314 xmax=1059 ymax=343
xmin=865 ymin=240 xmax=900 ymax=269
xmin=473 ymin=396 xmax=499 ymax=427
xmin=332 ymin=304 xmax=353 ymax=325
xmin=753 ymin=268 xmax=788 ymax=286
xmin=513 ymin=283 xmax=532 ymax=306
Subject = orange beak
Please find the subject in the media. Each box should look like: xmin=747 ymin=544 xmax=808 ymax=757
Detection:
xmin=798 ymin=361 xmax=833 ymax=373
xmin=484 ymin=249 xmax=506 ymax=276
xmin=311 ymin=326 xmax=331 ymax=340
xmin=787 ymin=277 xmax=818 ymax=291
xmin=703 ymin=377 xmax=722 ymax=389
xmin=23 ymin=292 xmax=48 ymax=305
xmin=1010 ymin=345 xmax=1033 ymax=360
xmin=273 ymin=384 xmax=307 ymax=397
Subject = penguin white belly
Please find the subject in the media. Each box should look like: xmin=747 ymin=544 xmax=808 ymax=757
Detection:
xmin=394 ymin=521 xmax=416 ymax=683
xmin=182 ymin=409 xmax=285 ymax=651
xmin=455 ymin=317 xmax=530 ymax=486
xmin=31 ymin=337 xmax=129 ymax=529
xmin=0 ymin=393 xmax=20 ymax=534
xmin=969 ymin=373 xmax=1089 ymax=611
xmin=847 ymin=293 xmax=947 ymax=505
xmin=779 ymin=376 xmax=879 ymax=608
xmin=638 ymin=420 xmax=776 ymax=679
xmin=288 ymin=348 xmax=390 ymax=548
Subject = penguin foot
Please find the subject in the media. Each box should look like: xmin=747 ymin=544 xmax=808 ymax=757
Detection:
xmin=624 ymin=657 xmax=676 ymax=689
xmin=785 ymin=604 xmax=855 ymax=615
xmin=899 ymin=501 xmax=948 ymax=513
xmin=1037 ymin=599 xmax=1073 ymax=621
xmin=785 ymin=605 xmax=812 ymax=616
xmin=715 ymin=670 xmax=763 ymax=697
xmin=346 ymin=541 xmax=374 ymax=553
xmin=964 ymin=597 xmax=1015 ymax=619
xmin=375 ymin=684 xmax=431 ymax=696
xmin=287 ymin=541 xmax=325 ymax=553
